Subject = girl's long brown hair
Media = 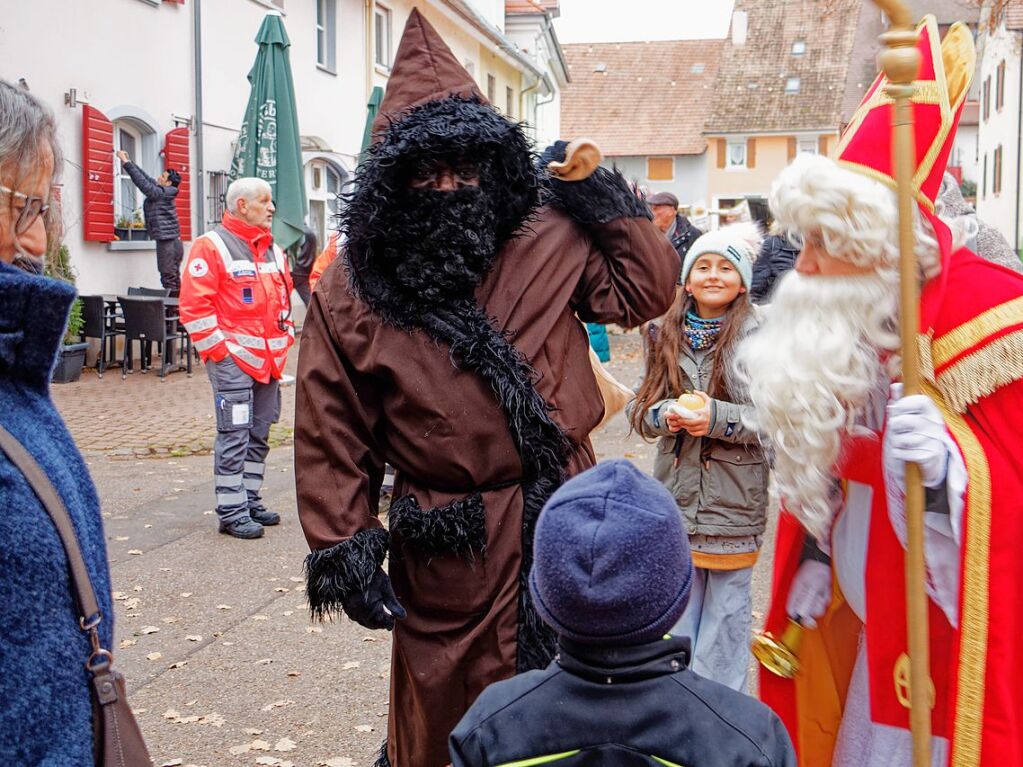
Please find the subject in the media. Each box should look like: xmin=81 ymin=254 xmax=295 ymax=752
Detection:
xmin=629 ymin=287 xmax=753 ymax=438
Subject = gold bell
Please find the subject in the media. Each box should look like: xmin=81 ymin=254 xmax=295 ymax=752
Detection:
xmin=752 ymin=619 xmax=804 ymax=679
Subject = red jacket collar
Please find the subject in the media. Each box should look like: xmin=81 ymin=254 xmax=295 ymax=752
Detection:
xmin=222 ymin=212 xmax=274 ymax=256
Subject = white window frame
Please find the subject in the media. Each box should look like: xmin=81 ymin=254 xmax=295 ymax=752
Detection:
xmin=792 ymin=39 xmax=806 ymax=56
xmin=374 ymin=4 xmax=393 ymax=70
xmin=316 ymin=0 xmax=333 ymax=72
xmin=797 ymin=136 xmax=818 ymax=155
xmin=114 ymin=123 xmax=146 ymax=230
xmin=785 ymin=77 xmax=800 ymax=94
xmin=726 ymin=138 xmax=747 ymax=170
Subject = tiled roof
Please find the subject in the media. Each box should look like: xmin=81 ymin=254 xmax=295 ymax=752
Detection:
xmin=705 ymin=0 xmax=862 ymax=134
xmin=560 ymin=40 xmax=724 ymax=156
xmin=1006 ymin=0 xmax=1023 ymax=30
xmin=506 ymin=0 xmax=559 ymax=14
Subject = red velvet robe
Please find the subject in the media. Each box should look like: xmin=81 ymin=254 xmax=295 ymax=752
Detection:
xmin=760 ymin=248 xmax=1023 ymax=767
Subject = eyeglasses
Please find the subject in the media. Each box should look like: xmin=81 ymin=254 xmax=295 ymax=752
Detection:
xmin=0 ymin=184 xmax=50 ymax=235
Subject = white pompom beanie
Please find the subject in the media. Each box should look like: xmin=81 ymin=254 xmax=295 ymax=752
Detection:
xmin=680 ymin=221 xmax=764 ymax=289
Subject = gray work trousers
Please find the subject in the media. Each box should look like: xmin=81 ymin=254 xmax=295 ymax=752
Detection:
xmin=207 ymin=357 xmax=281 ymax=524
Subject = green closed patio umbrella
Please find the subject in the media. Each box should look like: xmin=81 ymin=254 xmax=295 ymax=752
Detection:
xmin=360 ymin=86 xmax=385 ymax=155
xmin=230 ymin=11 xmax=307 ymax=252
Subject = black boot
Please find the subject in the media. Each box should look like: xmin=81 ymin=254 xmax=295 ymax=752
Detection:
xmin=219 ymin=516 xmax=265 ymax=539
xmin=249 ymin=504 xmax=281 ymax=526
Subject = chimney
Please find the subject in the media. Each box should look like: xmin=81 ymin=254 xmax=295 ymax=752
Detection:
xmin=731 ymin=10 xmax=748 ymax=46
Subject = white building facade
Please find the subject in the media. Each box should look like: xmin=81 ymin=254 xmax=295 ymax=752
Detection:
xmin=976 ymin=9 xmax=1023 ymax=251
xmin=1 ymin=0 xmax=566 ymax=296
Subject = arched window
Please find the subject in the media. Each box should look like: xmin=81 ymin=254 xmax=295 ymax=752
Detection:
xmin=109 ymin=111 xmax=160 ymax=233
xmin=306 ymin=158 xmax=348 ymax=248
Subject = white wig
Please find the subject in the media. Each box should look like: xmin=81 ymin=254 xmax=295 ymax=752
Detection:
xmin=770 ymin=154 xmax=965 ymax=281
xmin=225 ymin=177 xmax=272 ymax=214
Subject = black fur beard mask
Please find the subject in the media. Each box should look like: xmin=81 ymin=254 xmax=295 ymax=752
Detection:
xmin=373 ymin=185 xmax=500 ymax=308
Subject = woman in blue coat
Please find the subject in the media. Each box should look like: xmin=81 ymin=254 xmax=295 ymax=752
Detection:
xmin=0 ymin=79 xmax=114 ymax=765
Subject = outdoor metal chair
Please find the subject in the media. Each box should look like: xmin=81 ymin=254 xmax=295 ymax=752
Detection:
xmin=79 ymin=294 xmax=124 ymax=377
xmin=117 ymin=296 xmax=192 ymax=380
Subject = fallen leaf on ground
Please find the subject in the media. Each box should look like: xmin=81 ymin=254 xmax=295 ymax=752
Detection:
xmin=255 ymin=758 xmax=281 ymax=766
xmin=137 ymin=626 xmax=160 ymax=635
xmin=186 ymin=635 xmax=202 ymax=642
xmin=168 ymin=661 xmax=187 ymax=669
xmin=282 ymin=611 xmax=294 ymax=617
xmin=114 ymin=536 xmax=130 ymax=541
xmin=251 ymin=740 xmax=272 ymax=751
xmin=320 ymin=759 xmax=356 ymax=767
xmin=197 ymin=713 xmax=225 ymax=727
xmin=274 ymin=738 xmax=297 ymax=752
xmin=216 ymin=604 xmax=232 ymax=610
xmin=252 ymin=615 xmax=269 ymax=621
xmin=342 ymin=661 xmax=360 ymax=670
xmin=162 ymin=709 xmax=181 ymax=720
xmin=354 ymin=725 xmax=374 ymax=733
xmin=179 ymin=592 xmax=193 ymax=598
xmin=274 ymin=587 xmax=290 ymax=593
xmin=127 ymin=549 xmax=143 ymax=555
xmin=288 ymin=577 xmax=304 ymax=583
xmin=287 ymin=671 xmax=301 ymax=677
xmin=146 ymin=652 xmax=162 ymax=661
xmin=255 ymin=658 xmax=274 ymax=666
xmin=244 ymin=728 xmax=264 ymax=735
xmin=159 ymin=760 xmax=183 ymax=767
xmin=162 ymin=616 xmax=179 ymax=624
xmin=228 ymin=743 xmax=251 ymax=755
xmin=120 ymin=639 xmax=137 ymax=648
xmin=362 ymin=637 xmax=376 ymax=642
xmin=261 ymin=699 xmax=295 ymax=712
xmin=112 ymin=592 xmax=128 ymax=601
xmin=306 ymin=626 xmax=322 ymax=634
xmin=123 ymin=598 xmax=141 ymax=610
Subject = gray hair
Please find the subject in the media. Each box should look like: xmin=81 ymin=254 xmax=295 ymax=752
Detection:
xmin=0 ymin=79 xmax=63 ymax=191
xmin=225 ymin=177 xmax=272 ymax=213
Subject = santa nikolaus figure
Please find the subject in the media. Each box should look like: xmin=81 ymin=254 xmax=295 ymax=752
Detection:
xmin=736 ymin=16 xmax=1023 ymax=767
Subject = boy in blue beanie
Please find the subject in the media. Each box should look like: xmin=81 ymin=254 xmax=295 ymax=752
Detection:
xmin=449 ymin=459 xmax=795 ymax=767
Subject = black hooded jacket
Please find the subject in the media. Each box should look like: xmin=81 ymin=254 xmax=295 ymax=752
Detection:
xmin=123 ymin=162 xmax=180 ymax=241
xmin=450 ymin=635 xmax=796 ymax=767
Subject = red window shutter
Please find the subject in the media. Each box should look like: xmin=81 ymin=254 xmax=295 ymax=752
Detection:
xmin=163 ymin=127 xmax=192 ymax=241
xmin=81 ymin=105 xmax=114 ymax=243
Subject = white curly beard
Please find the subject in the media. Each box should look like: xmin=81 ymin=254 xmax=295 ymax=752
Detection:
xmin=735 ymin=270 xmax=899 ymax=540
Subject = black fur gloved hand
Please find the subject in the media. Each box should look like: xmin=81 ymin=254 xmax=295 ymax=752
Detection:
xmin=540 ymin=140 xmax=650 ymax=226
xmin=343 ymin=567 xmax=407 ymax=630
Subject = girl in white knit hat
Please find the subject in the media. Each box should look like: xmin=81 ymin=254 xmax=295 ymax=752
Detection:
xmin=627 ymin=221 xmax=767 ymax=693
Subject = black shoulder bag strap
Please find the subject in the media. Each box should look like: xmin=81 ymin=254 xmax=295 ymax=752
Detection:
xmin=0 ymin=424 xmax=153 ymax=767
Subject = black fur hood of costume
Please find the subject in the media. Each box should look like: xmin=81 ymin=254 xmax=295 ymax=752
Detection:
xmin=341 ymin=96 xmax=540 ymax=328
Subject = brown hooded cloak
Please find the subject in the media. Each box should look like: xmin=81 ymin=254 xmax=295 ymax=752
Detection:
xmin=295 ymin=10 xmax=679 ymax=765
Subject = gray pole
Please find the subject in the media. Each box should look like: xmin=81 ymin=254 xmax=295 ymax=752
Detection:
xmin=193 ymin=0 xmax=205 ymax=232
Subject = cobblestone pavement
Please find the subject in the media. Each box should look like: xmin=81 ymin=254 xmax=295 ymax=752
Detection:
xmin=64 ymin=329 xmax=773 ymax=766
xmin=52 ymin=344 xmax=298 ymax=459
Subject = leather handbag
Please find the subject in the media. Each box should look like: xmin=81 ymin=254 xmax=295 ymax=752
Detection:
xmin=587 ymin=345 xmax=634 ymax=431
xmin=0 ymin=425 xmax=153 ymax=767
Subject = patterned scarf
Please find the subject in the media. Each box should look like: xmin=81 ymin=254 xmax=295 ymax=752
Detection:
xmin=684 ymin=311 xmax=724 ymax=351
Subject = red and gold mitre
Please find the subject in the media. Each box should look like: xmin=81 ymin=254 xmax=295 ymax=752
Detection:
xmin=834 ymin=15 xmax=976 ymax=212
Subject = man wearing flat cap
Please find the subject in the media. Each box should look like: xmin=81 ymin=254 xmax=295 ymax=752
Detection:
xmin=648 ymin=191 xmax=702 ymax=268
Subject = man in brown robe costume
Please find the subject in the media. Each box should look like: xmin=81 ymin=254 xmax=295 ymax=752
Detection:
xmin=295 ymin=10 xmax=679 ymax=766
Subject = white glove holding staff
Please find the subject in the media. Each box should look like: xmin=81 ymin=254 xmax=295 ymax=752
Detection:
xmin=883 ymin=383 xmax=949 ymax=489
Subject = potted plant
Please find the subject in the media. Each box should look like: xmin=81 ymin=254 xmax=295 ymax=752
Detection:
xmin=129 ymin=209 xmax=149 ymax=241
xmin=114 ymin=215 xmax=131 ymax=241
xmin=44 ymin=243 xmax=89 ymax=384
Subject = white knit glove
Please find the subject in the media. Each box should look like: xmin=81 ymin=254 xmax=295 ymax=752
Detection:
xmin=786 ymin=560 xmax=832 ymax=629
xmin=883 ymin=385 xmax=949 ymax=490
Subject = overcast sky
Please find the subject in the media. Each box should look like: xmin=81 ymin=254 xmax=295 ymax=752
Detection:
xmin=553 ymin=1 xmax=736 ymax=43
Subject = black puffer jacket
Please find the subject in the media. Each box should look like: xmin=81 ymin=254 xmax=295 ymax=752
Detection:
xmin=450 ymin=636 xmax=796 ymax=767
xmin=124 ymin=162 xmax=180 ymax=241
xmin=750 ymin=234 xmax=798 ymax=304
xmin=669 ymin=214 xmax=702 ymax=264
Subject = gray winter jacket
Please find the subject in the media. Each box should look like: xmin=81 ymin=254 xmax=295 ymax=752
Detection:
xmin=627 ymin=329 xmax=768 ymax=537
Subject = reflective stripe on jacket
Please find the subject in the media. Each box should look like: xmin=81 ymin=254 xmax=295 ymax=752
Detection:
xmin=179 ymin=214 xmax=295 ymax=383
